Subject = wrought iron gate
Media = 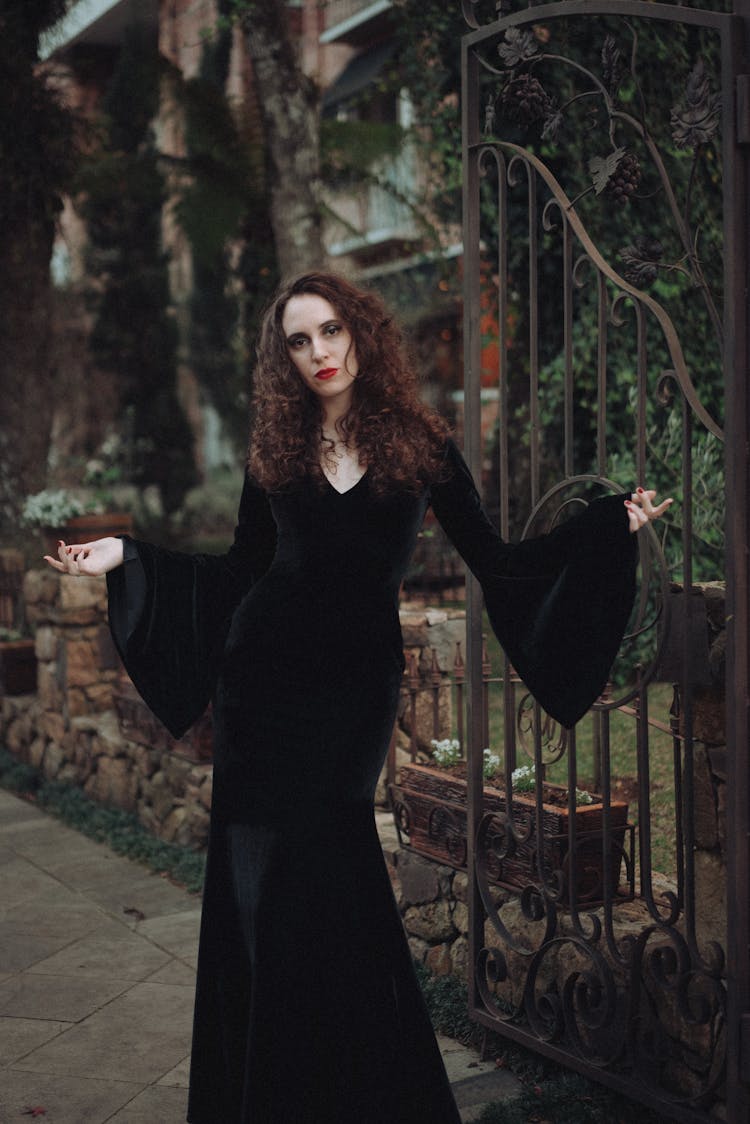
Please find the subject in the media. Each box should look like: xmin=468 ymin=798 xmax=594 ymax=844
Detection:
xmin=460 ymin=3 xmax=750 ymax=1119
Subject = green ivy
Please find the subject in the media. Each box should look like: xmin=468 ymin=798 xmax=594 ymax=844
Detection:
xmin=174 ymin=11 xmax=277 ymax=452
xmin=73 ymin=29 xmax=197 ymax=515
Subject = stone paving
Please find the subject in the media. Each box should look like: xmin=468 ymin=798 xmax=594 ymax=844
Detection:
xmin=0 ymin=789 xmax=519 ymax=1123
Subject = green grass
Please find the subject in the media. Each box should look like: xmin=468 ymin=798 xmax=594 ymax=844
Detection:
xmin=441 ymin=605 xmax=680 ymax=880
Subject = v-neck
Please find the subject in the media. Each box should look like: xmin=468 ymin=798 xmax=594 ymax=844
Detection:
xmin=322 ymin=469 xmax=368 ymax=497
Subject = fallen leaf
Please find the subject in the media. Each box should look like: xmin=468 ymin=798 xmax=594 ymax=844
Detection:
xmin=123 ymin=906 xmax=146 ymax=922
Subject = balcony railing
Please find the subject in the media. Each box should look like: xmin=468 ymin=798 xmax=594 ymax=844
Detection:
xmin=321 ymin=0 xmax=393 ymax=45
xmin=327 ymin=152 xmax=421 ymax=257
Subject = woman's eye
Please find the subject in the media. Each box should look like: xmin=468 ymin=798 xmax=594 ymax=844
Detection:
xmin=289 ymin=337 xmax=307 ymax=349
xmin=325 ymin=324 xmax=340 ymax=336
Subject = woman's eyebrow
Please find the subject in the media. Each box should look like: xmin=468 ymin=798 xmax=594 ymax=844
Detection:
xmin=286 ymin=320 xmax=339 ymax=342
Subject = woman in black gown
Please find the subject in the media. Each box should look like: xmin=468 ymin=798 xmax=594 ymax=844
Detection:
xmin=46 ymin=271 xmax=670 ymax=1123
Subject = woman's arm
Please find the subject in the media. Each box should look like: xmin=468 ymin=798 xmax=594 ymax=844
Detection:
xmin=428 ymin=440 xmax=670 ymax=728
xmin=43 ymin=472 xmax=278 ymax=738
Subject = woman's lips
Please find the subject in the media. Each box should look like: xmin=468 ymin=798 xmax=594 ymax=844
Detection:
xmin=315 ymin=368 xmax=338 ymax=381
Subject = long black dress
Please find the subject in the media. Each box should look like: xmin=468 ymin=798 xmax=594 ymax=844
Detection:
xmin=107 ymin=440 xmax=636 ymax=1123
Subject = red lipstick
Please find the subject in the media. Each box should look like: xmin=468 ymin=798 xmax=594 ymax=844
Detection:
xmin=315 ymin=368 xmax=338 ymax=381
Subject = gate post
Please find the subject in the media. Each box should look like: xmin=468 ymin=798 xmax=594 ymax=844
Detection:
xmin=726 ymin=6 xmax=750 ymax=1120
xmin=461 ymin=30 xmax=486 ymax=1025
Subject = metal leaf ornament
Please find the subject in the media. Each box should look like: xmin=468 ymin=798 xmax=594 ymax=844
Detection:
xmin=589 ymin=147 xmax=626 ymax=195
xmin=619 ymin=236 xmax=664 ymax=287
xmin=541 ymin=107 xmax=564 ymax=142
xmin=498 ymin=27 xmax=540 ymax=68
xmin=601 ymin=34 xmax=625 ymax=97
xmin=670 ymin=57 xmax=721 ymax=149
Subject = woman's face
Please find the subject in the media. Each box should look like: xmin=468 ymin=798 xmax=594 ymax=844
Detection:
xmin=281 ymin=294 xmax=358 ymax=413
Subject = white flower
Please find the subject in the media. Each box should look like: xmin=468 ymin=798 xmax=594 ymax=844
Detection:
xmin=482 ymin=748 xmax=500 ymax=779
xmin=511 ymin=763 xmax=536 ymax=792
xmin=430 ymin=737 xmax=461 ymax=768
xmin=21 ymin=489 xmax=87 ymax=528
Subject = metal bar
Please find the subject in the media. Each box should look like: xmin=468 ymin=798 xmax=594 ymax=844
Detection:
xmin=563 ymin=211 xmax=574 ymax=478
xmin=462 ymin=32 xmax=486 ymax=1029
xmin=462 ymin=0 xmax=733 ymax=50
xmin=723 ymin=7 xmax=750 ymax=1121
xmin=528 ymin=170 xmax=540 ymax=507
xmin=596 ymin=271 xmax=608 ymax=477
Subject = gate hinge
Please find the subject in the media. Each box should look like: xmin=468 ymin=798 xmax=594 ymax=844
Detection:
xmin=738 ymin=76 xmax=750 ymax=146
xmin=740 ymin=1013 xmax=750 ymax=1081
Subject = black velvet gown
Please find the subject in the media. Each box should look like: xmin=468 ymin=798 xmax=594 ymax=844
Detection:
xmin=107 ymin=440 xmax=636 ymax=1124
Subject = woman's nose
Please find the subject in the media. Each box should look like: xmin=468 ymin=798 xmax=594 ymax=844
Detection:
xmin=311 ymin=337 xmax=328 ymax=362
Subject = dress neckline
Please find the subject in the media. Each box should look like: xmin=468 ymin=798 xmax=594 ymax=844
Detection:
xmin=322 ymin=469 xmax=368 ymax=497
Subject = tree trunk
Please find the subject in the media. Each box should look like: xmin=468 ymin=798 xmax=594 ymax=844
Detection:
xmin=242 ymin=2 xmax=325 ymax=277
xmin=0 ymin=1 xmax=72 ymax=536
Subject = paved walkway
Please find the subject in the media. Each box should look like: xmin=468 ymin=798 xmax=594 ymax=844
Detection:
xmin=0 ymin=789 xmax=520 ymax=1123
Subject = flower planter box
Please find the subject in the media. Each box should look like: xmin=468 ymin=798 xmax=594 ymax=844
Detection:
xmin=389 ymin=763 xmax=632 ymax=906
xmin=0 ymin=639 xmax=37 ymax=696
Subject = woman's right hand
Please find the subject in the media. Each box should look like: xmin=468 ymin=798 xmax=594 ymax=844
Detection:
xmin=44 ymin=537 xmax=125 ymax=577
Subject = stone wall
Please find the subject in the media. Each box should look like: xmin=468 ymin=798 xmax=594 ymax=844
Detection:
xmin=1 ymin=569 xmax=465 ymax=848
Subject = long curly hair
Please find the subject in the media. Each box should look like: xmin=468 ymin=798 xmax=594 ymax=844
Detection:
xmin=248 ymin=271 xmax=449 ymax=496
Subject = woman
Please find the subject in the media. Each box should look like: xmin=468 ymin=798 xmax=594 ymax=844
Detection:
xmin=46 ymin=271 xmax=670 ymax=1123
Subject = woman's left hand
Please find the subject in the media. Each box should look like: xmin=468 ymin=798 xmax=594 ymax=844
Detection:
xmin=625 ymin=488 xmax=673 ymax=533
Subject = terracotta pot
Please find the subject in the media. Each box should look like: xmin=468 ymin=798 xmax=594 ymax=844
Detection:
xmin=0 ymin=639 xmax=37 ymax=695
xmin=389 ymin=763 xmax=632 ymax=906
xmin=42 ymin=512 xmax=134 ymax=554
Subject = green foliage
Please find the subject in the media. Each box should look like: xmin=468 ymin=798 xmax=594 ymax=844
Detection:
xmin=75 ymin=29 xmax=197 ymax=514
xmin=475 ymin=1071 xmax=672 ymax=1123
xmin=321 ymin=119 xmax=406 ymax=185
xmin=414 ymin=960 xmax=483 ymax=1044
xmin=0 ymin=748 xmax=206 ymax=893
xmin=392 ymin=0 xmax=466 ymax=232
xmin=394 ymin=4 xmax=726 ymax=576
xmin=174 ymin=14 xmax=277 ymax=452
xmin=0 ymin=1 xmax=77 ymax=232
xmin=0 ymin=752 xmax=41 ymax=794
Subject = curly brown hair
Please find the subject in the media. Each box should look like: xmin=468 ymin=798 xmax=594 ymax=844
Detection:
xmin=247 ymin=272 xmax=449 ymax=496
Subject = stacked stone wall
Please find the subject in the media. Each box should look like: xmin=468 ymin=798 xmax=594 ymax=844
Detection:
xmin=1 ymin=570 xmax=464 ymax=849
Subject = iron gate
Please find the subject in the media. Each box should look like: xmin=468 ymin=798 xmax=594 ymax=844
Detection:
xmin=460 ymin=2 xmax=750 ymax=1120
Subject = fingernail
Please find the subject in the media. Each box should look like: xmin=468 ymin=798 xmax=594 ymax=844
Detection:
xmin=58 ymin=540 xmax=64 ymax=547
xmin=637 ymin=487 xmax=644 ymax=494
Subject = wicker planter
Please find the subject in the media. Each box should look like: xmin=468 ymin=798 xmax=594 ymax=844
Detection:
xmin=389 ymin=763 xmax=632 ymax=906
xmin=0 ymin=639 xmax=37 ymax=696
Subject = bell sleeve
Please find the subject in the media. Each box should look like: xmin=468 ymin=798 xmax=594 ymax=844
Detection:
xmin=429 ymin=440 xmax=637 ymax=728
xmin=106 ymin=473 xmax=277 ymax=739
